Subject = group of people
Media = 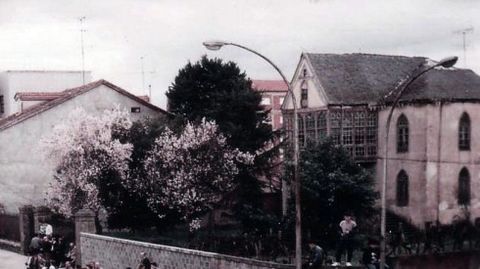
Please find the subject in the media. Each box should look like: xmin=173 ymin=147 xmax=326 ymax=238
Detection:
xmin=26 ymin=225 xmax=76 ymax=269
xmin=305 ymin=213 xmax=385 ymax=269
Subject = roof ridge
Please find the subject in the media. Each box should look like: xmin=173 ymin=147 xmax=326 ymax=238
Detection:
xmin=0 ymin=79 xmax=168 ymax=131
xmin=305 ymin=52 xmax=428 ymax=60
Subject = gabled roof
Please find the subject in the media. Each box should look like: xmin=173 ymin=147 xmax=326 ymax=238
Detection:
xmin=0 ymin=79 xmax=168 ymax=131
xmin=305 ymin=53 xmax=426 ymax=105
xmin=397 ymin=68 xmax=480 ymax=103
xmin=252 ymin=80 xmax=288 ymax=92
xmin=303 ymin=53 xmax=480 ymax=105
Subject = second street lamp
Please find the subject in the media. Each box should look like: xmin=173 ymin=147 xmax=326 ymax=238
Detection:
xmin=203 ymin=40 xmax=303 ymax=269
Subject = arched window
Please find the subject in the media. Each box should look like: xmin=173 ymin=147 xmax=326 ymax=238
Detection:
xmin=397 ymin=114 xmax=409 ymax=153
xmin=300 ymin=81 xmax=308 ymax=108
xmin=458 ymin=167 xmax=471 ymax=205
xmin=459 ymin=113 xmax=471 ymax=151
xmin=396 ymin=170 xmax=409 ymax=207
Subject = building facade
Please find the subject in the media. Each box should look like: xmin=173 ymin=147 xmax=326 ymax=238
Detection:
xmin=0 ymin=79 xmax=167 ymax=213
xmin=252 ymin=80 xmax=288 ymax=130
xmin=283 ymin=52 xmax=480 ymax=227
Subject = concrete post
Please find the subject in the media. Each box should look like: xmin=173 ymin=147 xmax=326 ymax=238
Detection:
xmin=75 ymin=208 xmax=97 ymax=267
xmin=19 ymin=205 xmax=34 ymax=255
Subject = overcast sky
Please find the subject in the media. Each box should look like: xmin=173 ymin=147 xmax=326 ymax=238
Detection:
xmin=0 ymin=0 xmax=478 ymax=108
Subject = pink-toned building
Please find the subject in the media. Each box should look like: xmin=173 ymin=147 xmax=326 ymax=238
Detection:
xmin=283 ymin=52 xmax=480 ymax=227
xmin=252 ymin=80 xmax=288 ymax=131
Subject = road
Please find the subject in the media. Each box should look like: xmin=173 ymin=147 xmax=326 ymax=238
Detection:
xmin=0 ymin=248 xmax=27 ymax=269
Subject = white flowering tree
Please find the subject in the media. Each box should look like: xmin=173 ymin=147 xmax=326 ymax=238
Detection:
xmin=41 ymin=107 xmax=133 ymax=216
xmin=128 ymin=119 xmax=254 ymax=230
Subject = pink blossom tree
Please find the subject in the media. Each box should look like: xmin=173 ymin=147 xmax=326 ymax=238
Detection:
xmin=127 ymin=119 xmax=254 ymax=230
xmin=41 ymin=107 xmax=133 ymax=216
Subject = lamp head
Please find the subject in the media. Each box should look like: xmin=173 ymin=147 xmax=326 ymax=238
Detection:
xmin=438 ymin=56 xmax=458 ymax=68
xmin=203 ymin=41 xmax=227 ymax=51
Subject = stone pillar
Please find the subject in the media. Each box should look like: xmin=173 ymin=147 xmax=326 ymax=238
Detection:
xmin=75 ymin=209 xmax=97 ymax=267
xmin=19 ymin=205 xmax=34 ymax=255
xmin=34 ymin=206 xmax=52 ymax=232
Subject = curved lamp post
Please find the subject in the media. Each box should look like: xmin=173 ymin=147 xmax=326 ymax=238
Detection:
xmin=203 ymin=40 xmax=302 ymax=269
xmin=379 ymin=56 xmax=458 ymax=269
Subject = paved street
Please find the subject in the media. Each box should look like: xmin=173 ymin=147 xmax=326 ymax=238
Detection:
xmin=0 ymin=249 xmax=27 ymax=269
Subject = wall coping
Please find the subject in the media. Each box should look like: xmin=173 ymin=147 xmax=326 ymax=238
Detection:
xmin=81 ymin=232 xmax=294 ymax=269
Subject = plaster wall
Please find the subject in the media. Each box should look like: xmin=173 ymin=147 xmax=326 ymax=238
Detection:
xmin=0 ymin=84 xmax=164 ymax=213
xmin=377 ymin=102 xmax=480 ymax=226
xmin=285 ymin=58 xmax=327 ymax=110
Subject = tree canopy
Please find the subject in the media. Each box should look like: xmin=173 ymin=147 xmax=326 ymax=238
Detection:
xmin=166 ymin=56 xmax=279 ymax=232
xmin=166 ymin=56 xmax=273 ymax=153
xmin=299 ymin=139 xmax=378 ymax=246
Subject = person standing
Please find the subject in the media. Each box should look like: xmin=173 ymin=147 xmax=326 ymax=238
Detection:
xmin=332 ymin=213 xmax=357 ymax=267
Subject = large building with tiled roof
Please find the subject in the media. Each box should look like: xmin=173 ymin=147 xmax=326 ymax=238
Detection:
xmin=0 ymin=79 xmax=167 ymax=213
xmin=283 ymin=52 xmax=480 ymax=227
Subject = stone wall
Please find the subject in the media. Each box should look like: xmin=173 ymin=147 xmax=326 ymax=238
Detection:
xmin=392 ymin=251 xmax=480 ymax=269
xmin=80 ymin=233 xmax=294 ymax=269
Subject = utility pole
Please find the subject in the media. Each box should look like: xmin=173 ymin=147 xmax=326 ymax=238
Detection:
xmin=141 ymin=56 xmax=145 ymax=94
xmin=79 ymin=16 xmax=86 ymax=85
xmin=454 ymin=27 xmax=474 ymax=67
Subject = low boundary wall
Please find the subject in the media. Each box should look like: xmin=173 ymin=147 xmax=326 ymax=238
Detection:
xmin=80 ymin=233 xmax=295 ymax=269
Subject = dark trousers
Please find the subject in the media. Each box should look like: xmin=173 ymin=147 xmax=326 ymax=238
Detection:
xmin=336 ymin=237 xmax=353 ymax=262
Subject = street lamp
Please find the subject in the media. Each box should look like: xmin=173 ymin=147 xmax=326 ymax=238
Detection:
xmin=203 ymin=40 xmax=302 ymax=269
xmin=379 ymin=56 xmax=458 ymax=269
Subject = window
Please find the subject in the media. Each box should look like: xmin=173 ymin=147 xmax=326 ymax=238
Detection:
xmin=330 ymin=111 xmax=342 ymax=144
xmin=0 ymin=95 xmax=3 ymax=114
xmin=459 ymin=113 xmax=470 ymax=151
xmin=458 ymin=167 xmax=471 ymax=205
xmin=396 ymin=170 xmax=409 ymax=207
xmin=300 ymin=81 xmax=308 ymax=108
xmin=261 ymin=97 xmax=271 ymax=105
xmin=317 ymin=111 xmax=327 ymax=141
xmin=397 ymin=114 xmax=409 ymax=153
xmin=131 ymin=107 xmax=141 ymax=113
xmin=298 ymin=115 xmax=305 ymax=147
xmin=306 ymin=113 xmax=315 ymax=143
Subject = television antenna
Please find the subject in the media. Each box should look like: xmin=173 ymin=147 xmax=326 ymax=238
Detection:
xmin=79 ymin=16 xmax=87 ymax=85
xmin=453 ymin=27 xmax=474 ymax=67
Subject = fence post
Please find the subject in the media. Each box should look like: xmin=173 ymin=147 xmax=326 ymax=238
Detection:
xmin=75 ymin=208 xmax=97 ymax=267
xmin=19 ymin=205 xmax=34 ymax=255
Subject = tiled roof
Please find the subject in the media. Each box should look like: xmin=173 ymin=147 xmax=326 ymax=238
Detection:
xmin=0 ymin=79 xmax=168 ymax=131
xmin=398 ymin=68 xmax=480 ymax=103
xmin=14 ymin=92 xmax=66 ymax=101
xmin=252 ymin=80 xmax=288 ymax=92
xmin=306 ymin=53 xmax=426 ymax=104
xmin=305 ymin=53 xmax=480 ymax=105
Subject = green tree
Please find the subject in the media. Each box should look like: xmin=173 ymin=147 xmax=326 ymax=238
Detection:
xmin=299 ymin=139 xmax=377 ymax=247
xmin=166 ymin=56 xmax=278 ymax=233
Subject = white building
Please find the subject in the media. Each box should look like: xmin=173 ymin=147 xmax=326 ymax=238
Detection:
xmin=0 ymin=79 xmax=167 ymax=213
xmin=0 ymin=70 xmax=92 ymax=117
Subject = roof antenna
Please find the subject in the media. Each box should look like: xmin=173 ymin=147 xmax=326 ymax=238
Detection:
xmin=453 ymin=27 xmax=474 ymax=67
xmin=148 ymin=84 xmax=152 ymax=100
xmin=79 ymin=16 xmax=86 ymax=85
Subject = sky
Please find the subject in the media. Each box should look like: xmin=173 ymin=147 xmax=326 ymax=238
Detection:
xmin=0 ymin=0 xmax=478 ymax=109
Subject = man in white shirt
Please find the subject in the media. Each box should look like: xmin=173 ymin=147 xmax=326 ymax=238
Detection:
xmin=332 ymin=213 xmax=357 ymax=267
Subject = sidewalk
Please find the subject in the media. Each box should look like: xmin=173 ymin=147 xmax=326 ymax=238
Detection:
xmin=0 ymin=248 xmax=27 ymax=269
